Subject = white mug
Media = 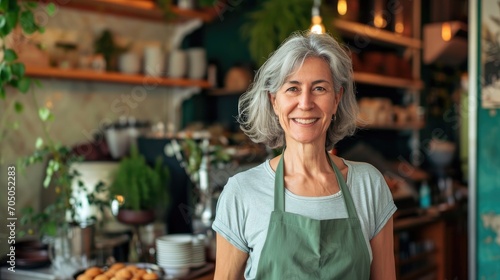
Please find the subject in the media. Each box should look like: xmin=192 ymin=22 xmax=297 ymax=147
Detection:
xmin=168 ymin=49 xmax=187 ymax=78
xmin=187 ymin=48 xmax=207 ymax=79
xmin=143 ymin=46 xmax=165 ymax=77
xmin=118 ymin=52 xmax=140 ymax=74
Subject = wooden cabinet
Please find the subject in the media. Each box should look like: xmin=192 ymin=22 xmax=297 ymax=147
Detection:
xmin=393 ymin=204 xmax=467 ymax=280
xmin=394 ymin=215 xmax=445 ymax=279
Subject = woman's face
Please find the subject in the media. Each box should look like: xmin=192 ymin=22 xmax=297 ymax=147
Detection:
xmin=270 ymin=56 xmax=342 ymax=147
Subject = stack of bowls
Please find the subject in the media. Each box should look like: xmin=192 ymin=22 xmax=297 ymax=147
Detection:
xmin=156 ymin=234 xmax=192 ymax=278
xmin=190 ymin=235 xmax=206 ymax=268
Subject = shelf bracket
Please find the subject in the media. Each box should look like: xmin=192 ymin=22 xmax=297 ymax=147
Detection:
xmin=168 ymin=87 xmax=202 ymax=132
xmin=168 ymin=19 xmax=203 ymax=50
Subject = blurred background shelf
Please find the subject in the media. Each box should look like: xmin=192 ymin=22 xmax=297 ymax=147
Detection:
xmin=333 ymin=19 xmax=422 ymax=49
xmin=357 ymin=121 xmax=425 ymax=130
xmin=35 ymin=0 xmax=219 ymax=22
xmin=25 ymin=66 xmax=212 ymax=88
xmin=353 ymin=72 xmax=424 ymax=90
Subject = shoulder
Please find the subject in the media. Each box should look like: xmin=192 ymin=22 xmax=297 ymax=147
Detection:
xmin=344 ymin=159 xmax=385 ymax=180
xmin=219 ymin=161 xmax=274 ymax=198
xmin=342 ymin=159 xmax=388 ymax=196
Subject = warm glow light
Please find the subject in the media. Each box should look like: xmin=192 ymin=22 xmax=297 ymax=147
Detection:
xmin=115 ymin=195 xmax=125 ymax=205
xmin=441 ymin=22 xmax=452 ymax=41
xmin=395 ymin=22 xmax=404 ymax=34
xmin=374 ymin=15 xmax=387 ymax=28
xmin=310 ymin=15 xmax=325 ymax=34
xmin=337 ymin=0 xmax=347 ymax=16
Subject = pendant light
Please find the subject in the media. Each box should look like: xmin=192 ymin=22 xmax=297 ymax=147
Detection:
xmin=310 ymin=0 xmax=325 ymax=34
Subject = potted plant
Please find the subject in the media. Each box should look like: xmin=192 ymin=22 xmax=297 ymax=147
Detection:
xmin=109 ymin=145 xmax=170 ymax=225
xmin=108 ymin=145 xmax=170 ymax=262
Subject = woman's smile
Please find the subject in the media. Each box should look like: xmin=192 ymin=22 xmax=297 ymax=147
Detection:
xmin=292 ymin=118 xmax=319 ymax=125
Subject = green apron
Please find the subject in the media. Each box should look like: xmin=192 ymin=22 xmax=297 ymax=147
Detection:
xmin=254 ymin=153 xmax=371 ymax=279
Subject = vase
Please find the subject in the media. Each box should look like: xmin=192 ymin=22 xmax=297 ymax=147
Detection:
xmin=48 ymin=224 xmax=95 ymax=279
xmin=116 ymin=209 xmax=155 ymax=262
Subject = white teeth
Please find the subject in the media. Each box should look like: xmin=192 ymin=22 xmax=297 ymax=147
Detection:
xmin=294 ymin=118 xmax=317 ymax=124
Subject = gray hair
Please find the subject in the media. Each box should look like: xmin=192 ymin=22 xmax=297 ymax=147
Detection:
xmin=238 ymin=31 xmax=358 ymax=150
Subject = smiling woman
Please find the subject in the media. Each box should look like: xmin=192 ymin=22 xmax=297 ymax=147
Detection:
xmin=269 ymin=57 xmax=341 ymax=148
xmin=212 ymin=31 xmax=397 ymax=280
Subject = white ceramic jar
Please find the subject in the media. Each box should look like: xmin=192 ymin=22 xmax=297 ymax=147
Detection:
xmin=168 ymin=49 xmax=187 ymax=78
xmin=143 ymin=45 xmax=165 ymax=77
xmin=187 ymin=47 xmax=207 ymax=79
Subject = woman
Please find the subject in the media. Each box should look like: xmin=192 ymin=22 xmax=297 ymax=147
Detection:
xmin=212 ymin=31 xmax=397 ymax=279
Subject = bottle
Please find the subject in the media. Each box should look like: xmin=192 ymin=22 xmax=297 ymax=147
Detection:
xmin=419 ymin=181 xmax=431 ymax=209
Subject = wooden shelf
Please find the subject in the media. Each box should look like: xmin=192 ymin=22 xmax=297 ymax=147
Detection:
xmin=333 ymin=19 xmax=422 ymax=49
xmin=357 ymin=121 xmax=424 ymax=130
xmin=25 ymin=66 xmax=211 ymax=88
xmin=353 ymin=72 xmax=423 ymax=90
xmin=36 ymin=0 xmax=219 ymax=22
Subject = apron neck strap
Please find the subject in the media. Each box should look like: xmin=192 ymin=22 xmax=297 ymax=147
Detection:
xmin=274 ymin=150 xmax=360 ymax=219
xmin=274 ymin=152 xmax=286 ymax=211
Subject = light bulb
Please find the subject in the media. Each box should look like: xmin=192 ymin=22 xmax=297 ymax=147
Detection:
xmin=310 ymin=15 xmax=325 ymax=34
xmin=441 ymin=22 xmax=452 ymax=41
xmin=337 ymin=0 xmax=347 ymax=16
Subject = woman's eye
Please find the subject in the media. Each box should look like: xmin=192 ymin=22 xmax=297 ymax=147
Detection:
xmin=314 ymin=86 xmax=326 ymax=92
xmin=286 ymin=87 xmax=299 ymax=92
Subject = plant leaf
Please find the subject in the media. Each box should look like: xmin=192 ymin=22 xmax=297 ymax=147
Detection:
xmin=11 ymin=62 xmax=25 ymax=77
xmin=35 ymin=137 xmax=44 ymax=149
xmin=4 ymin=49 xmax=18 ymax=62
xmin=0 ymin=15 xmax=6 ymax=28
xmin=38 ymin=107 xmax=51 ymax=122
xmin=20 ymin=10 xmax=37 ymax=35
xmin=17 ymin=77 xmax=31 ymax=93
xmin=46 ymin=3 xmax=56 ymax=16
xmin=0 ymin=87 xmax=5 ymax=99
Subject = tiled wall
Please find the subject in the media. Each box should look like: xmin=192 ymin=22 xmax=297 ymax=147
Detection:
xmin=0 ymin=6 xmax=193 ymax=248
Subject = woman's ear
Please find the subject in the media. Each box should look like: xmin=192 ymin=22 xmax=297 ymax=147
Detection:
xmin=268 ymin=92 xmax=277 ymax=113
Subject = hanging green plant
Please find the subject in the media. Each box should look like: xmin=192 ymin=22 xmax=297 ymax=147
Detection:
xmin=241 ymin=0 xmax=336 ymax=66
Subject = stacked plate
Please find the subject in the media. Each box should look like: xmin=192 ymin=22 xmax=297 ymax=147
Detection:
xmin=191 ymin=235 xmax=206 ymax=268
xmin=156 ymin=234 xmax=193 ymax=278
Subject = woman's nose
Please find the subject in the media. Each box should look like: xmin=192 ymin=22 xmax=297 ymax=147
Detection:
xmin=297 ymin=91 xmax=314 ymax=110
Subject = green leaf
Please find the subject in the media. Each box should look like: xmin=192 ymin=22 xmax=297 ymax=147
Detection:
xmin=14 ymin=101 xmax=23 ymax=113
xmin=0 ymin=87 xmax=5 ymax=99
xmin=3 ymin=49 xmax=18 ymax=62
xmin=17 ymin=77 xmax=31 ymax=93
xmin=11 ymin=63 xmax=25 ymax=77
xmin=20 ymin=11 xmax=37 ymax=35
xmin=38 ymin=107 xmax=51 ymax=121
xmin=46 ymin=3 xmax=56 ymax=16
xmin=35 ymin=137 xmax=43 ymax=149
xmin=4 ymin=11 xmax=18 ymax=31
xmin=0 ymin=15 xmax=6 ymax=29
xmin=0 ymin=64 xmax=12 ymax=81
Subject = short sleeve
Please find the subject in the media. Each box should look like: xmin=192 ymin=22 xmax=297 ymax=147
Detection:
xmin=212 ymin=177 xmax=250 ymax=253
xmin=371 ymin=169 xmax=397 ymax=237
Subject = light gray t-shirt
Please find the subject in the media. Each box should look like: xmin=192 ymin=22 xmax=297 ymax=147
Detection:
xmin=212 ymin=159 xmax=397 ymax=279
